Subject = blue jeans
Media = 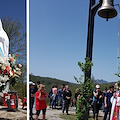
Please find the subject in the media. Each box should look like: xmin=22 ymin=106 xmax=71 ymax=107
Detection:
xmin=58 ymin=96 xmax=63 ymax=106
xmin=52 ymin=99 xmax=56 ymax=108
xmin=52 ymin=94 xmax=57 ymax=108
xmin=103 ymin=105 xmax=112 ymax=120
xmin=102 ymin=103 xmax=105 ymax=112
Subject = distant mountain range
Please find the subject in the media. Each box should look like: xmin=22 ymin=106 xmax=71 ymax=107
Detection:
xmin=94 ymin=79 xmax=108 ymax=84
xmin=30 ymin=74 xmax=110 ymax=85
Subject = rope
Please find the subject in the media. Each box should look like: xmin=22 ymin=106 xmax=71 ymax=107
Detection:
xmin=116 ymin=5 xmax=120 ymax=120
xmin=117 ymin=5 xmax=120 ymax=82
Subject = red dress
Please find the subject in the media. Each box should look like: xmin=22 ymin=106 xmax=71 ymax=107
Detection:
xmin=35 ymin=91 xmax=47 ymax=110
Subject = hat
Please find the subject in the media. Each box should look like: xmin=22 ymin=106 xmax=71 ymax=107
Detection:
xmin=32 ymin=82 xmax=35 ymax=85
xmin=29 ymin=81 xmax=33 ymax=85
xmin=29 ymin=81 xmax=35 ymax=86
xmin=96 ymin=84 xmax=100 ymax=89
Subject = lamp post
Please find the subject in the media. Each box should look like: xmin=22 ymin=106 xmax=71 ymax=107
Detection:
xmin=85 ymin=0 xmax=117 ymax=83
xmin=85 ymin=0 xmax=102 ymax=83
xmin=84 ymin=0 xmax=117 ymax=119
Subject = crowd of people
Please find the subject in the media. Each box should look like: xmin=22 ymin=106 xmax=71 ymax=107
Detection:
xmin=29 ymin=80 xmax=120 ymax=120
xmin=48 ymin=84 xmax=72 ymax=113
xmin=90 ymin=82 xmax=120 ymax=120
xmin=29 ymin=81 xmax=73 ymax=120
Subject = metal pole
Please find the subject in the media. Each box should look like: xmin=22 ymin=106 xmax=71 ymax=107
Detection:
xmin=84 ymin=0 xmax=102 ymax=120
xmin=85 ymin=0 xmax=95 ymax=83
xmin=85 ymin=0 xmax=102 ymax=82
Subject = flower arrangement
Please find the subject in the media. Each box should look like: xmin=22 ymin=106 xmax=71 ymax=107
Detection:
xmin=0 ymin=54 xmax=22 ymax=91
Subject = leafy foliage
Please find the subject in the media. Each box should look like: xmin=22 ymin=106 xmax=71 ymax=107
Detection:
xmin=115 ymin=58 xmax=120 ymax=86
xmin=74 ymin=57 xmax=94 ymax=120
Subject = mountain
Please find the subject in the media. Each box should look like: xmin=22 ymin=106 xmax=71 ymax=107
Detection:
xmin=29 ymin=74 xmax=79 ymax=86
xmin=94 ymin=79 xmax=108 ymax=84
xmin=30 ymin=74 xmax=111 ymax=85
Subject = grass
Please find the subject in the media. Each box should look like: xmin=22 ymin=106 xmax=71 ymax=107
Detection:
xmin=59 ymin=112 xmax=104 ymax=120
xmin=60 ymin=113 xmax=76 ymax=120
xmin=88 ymin=116 xmax=103 ymax=120
xmin=89 ymin=112 xmax=104 ymax=120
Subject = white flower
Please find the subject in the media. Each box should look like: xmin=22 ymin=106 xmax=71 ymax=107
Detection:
xmin=16 ymin=68 xmax=20 ymax=71
xmin=9 ymin=54 xmax=11 ymax=57
xmin=0 ymin=82 xmax=2 ymax=87
xmin=1 ymin=65 xmax=6 ymax=70
xmin=2 ymin=83 xmax=5 ymax=86
xmin=9 ymin=70 xmax=13 ymax=76
xmin=0 ymin=76 xmax=9 ymax=82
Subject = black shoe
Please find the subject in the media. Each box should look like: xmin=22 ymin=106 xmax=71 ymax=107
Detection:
xmin=30 ymin=117 xmax=34 ymax=120
xmin=67 ymin=113 xmax=69 ymax=115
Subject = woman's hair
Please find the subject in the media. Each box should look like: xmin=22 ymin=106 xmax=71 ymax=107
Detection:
xmin=38 ymin=84 xmax=45 ymax=91
xmin=109 ymin=85 xmax=114 ymax=89
xmin=65 ymin=85 xmax=69 ymax=89
xmin=75 ymin=88 xmax=80 ymax=93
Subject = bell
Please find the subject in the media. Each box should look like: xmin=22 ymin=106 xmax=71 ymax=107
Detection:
xmin=98 ymin=0 xmax=117 ymax=21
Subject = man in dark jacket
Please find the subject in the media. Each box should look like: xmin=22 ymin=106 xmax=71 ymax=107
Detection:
xmin=103 ymin=85 xmax=114 ymax=120
xmin=33 ymin=81 xmax=40 ymax=93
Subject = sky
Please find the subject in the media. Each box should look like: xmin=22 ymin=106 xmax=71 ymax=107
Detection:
xmin=30 ymin=0 xmax=120 ymax=83
xmin=0 ymin=0 xmax=26 ymax=27
xmin=0 ymin=0 xmax=26 ymax=55
xmin=0 ymin=0 xmax=27 ymax=79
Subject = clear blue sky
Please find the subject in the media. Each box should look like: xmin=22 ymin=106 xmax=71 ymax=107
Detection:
xmin=0 ymin=0 xmax=26 ymax=59
xmin=30 ymin=0 xmax=120 ymax=83
xmin=0 ymin=0 xmax=26 ymax=29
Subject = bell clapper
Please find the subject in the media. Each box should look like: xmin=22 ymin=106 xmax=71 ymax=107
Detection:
xmin=106 ymin=12 xmax=109 ymax=21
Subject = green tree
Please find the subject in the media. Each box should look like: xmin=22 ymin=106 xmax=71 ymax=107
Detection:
xmin=2 ymin=16 xmax=26 ymax=65
xmin=74 ymin=57 xmax=94 ymax=120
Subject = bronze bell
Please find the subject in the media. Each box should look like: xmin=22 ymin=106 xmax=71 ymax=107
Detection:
xmin=98 ymin=0 xmax=117 ymax=21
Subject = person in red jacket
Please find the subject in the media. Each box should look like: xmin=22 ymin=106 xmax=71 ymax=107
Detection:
xmin=35 ymin=84 xmax=47 ymax=120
